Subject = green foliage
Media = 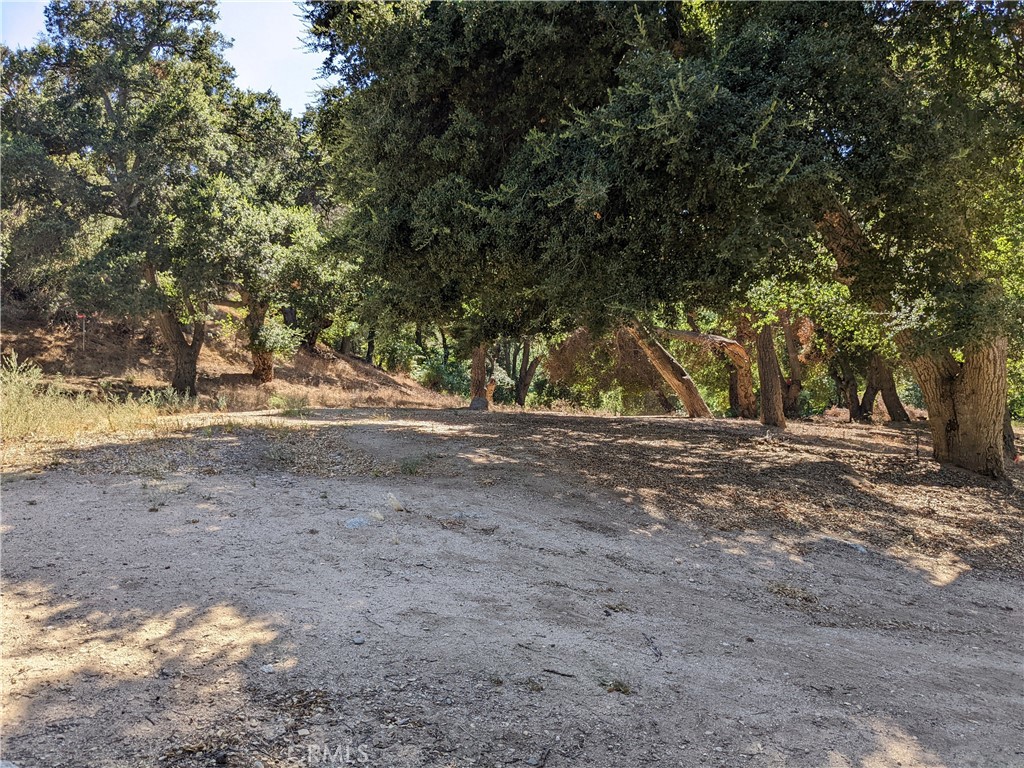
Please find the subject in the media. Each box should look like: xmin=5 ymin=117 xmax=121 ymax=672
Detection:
xmin=307 ymin=2 xmax=657 ymax=341
xmin=411 ymin=350 xmax=470 ymax=395
xmin=373 ymin=330 xmax=421 ymax=374
xmin=1009 ymin=355 xmax=1024 ymax=422
xmin=251 ymin=317 xmax=303 ymax=357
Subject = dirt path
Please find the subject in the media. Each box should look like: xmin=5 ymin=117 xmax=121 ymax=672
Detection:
xmin=2 ymin=409 xmax=1022 ymax=767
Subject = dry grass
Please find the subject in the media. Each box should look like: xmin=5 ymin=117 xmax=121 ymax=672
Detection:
xmin=0 ymin=354 xmax=191 ymax=466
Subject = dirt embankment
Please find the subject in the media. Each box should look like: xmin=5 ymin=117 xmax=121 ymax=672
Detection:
xmin=0 ymin=301 xmax=456 ymax=411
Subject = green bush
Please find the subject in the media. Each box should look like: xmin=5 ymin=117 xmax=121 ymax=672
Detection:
xmin=252 ymin=317 xmax=303 ymax=357
xmin=411 ymin=350 xmax=470 ymax=395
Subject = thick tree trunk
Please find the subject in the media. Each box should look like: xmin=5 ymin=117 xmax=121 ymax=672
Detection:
xmin=251 ymin=351 xmax=274 ymax=383
xmin=904 ymin=338 xmax=1008 ymax=478
xmin=243 ymin=298 xmax=274 ymax=383
xmin=169 ymin=339 xmax=201 ymax=398
xmin=816 ymin=204 xmax=1006 ymax=475
xmin=152 ymin=310 xmax=204 ymax=398
xmin=145 ymin=265 xmax=205 ymax=398
xmin=302 ymin=317 xmax=332 ymax=352
xmin=627 ymin=324 xmax=713 ymax=418
xmin=867 ymin=353 xmax=910 ymax=422
xmin=469 ymin=342 xmax=490 ymax=410
xmin=779 ymin=311 xmax=805 ymax=418
xmin=1005 ymin=406 xmax=1019 ymax=463
xmin=860 ymin=373 xmax=880 ymax=419
xmin=514 ymin=336 xmax=542 ymax=407
xmin=756 ymin=325 xmax=786 ymax=428
xmin=726 ymin=362 xmax=740 ymax=416
xmin=658 ymin=327 xmax=757 ymax=418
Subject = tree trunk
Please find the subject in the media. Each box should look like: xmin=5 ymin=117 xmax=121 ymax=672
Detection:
xmin=835 ymin=356 xmax=867 ymax=422
xmin=860 ymin=369 xmax=880 ymax=419
xmin=243 ymin=297 xmax=274 ymax=383
xmin=144 ymin=265 xmax=204 ymax=397
xmin=469 ymin=342 xmax=490 ymax=410
xmin=904 ymin=338 xmax=1008 ymax=478
xmin=867 ymin=353 xmax=910 ymax=422
xmin=169 ymin=336 xmax=202 ymax=398
xmin=779 ymin=311 xmax=805 ymax=418
xmin=439 ymin=328 xmax=450 ymax=365
xmin=756 ymin=325 xmax=786 ymax=428
xmin=511 ymin=335 xmax=543 ymax=407
xmin=816 ymin=204 xmax=1005 ymax=476
xmin=250 ymin=351 xmax=273 ymax=383
xmin=654 ymin=387 xmax=675 ymax=413
xmin=627 ymin=324 xmax=713 ymax=418
xmin=150 ymin=313 xmax=203 ymax=397
xmin=365 ymin=328 xmax=376 ymax=365
xmin=659 ymin=327 xmax=756 ymax=419
xmin=726 ymin=362 xmax=741 ymax=416
xmin=302 ymin=317 xmax=332 ymax=352
xmin=1005 ymin=405 xmax=1019 ymax=463
xmin=152 ymin=309 xmax=204 ymax=398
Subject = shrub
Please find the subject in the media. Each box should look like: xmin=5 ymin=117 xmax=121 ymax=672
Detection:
xmin=411 ymin=350 xmax=470 ymax=395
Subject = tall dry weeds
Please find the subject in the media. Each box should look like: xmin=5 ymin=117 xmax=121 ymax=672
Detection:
xmin=0 ymin=353 xmax=190 ymax=446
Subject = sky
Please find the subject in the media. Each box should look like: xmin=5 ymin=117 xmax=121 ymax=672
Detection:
xmin=0 ymin=0 xmax=329 ymax=115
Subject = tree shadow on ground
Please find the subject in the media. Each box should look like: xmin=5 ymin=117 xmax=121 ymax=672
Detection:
xmin=360 ymin=409 xmax=1024 ymax=577
xmin=3 ymin=408 xmax=1021 ymax=767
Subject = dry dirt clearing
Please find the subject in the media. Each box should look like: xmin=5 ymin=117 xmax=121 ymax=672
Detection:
xmin=2 ymin=409 xmax=1022 ymax=768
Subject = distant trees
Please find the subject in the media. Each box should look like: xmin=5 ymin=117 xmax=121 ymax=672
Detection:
xmin=3 ymin=0 xmax=234 ymax=395
xmin=2 ymin=1 xmax=342 ymax=394
xmin=306 ymin=1 xmax=1022 ymax=476
xmin=1 ymin=1 xmax=1019 ymax=478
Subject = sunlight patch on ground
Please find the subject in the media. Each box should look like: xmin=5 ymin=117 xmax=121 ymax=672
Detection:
xmin=2 ymin=581 xmax=278 ymax=724
xmin=896 ymin=551 xmax=972 ymax=587
xmin=825 ymin=717 xmax=946 ymax=767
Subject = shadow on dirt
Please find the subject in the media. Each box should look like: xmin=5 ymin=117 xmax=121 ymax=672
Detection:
xmin=3 ymin=408 xmax=1022 ymax=768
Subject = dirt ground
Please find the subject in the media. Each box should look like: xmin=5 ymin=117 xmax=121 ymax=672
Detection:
xmin=2 ymin=409 xmax=1022 ymax=768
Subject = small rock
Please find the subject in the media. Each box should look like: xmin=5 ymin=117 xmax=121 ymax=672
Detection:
xmin=352 ymin=636 xmax=365 ymax=645
xmin=345 ymin=517 xmax=369 ymax=529
xmin=260 ymin=664 xmax=275 ymax=673
xmin=262 ymin=724 xmax=286 ymax=740
xmin=526 ymin=759 xmax=540 ymax=767
xmin=297 ymin=728 xmax=310 ymax=736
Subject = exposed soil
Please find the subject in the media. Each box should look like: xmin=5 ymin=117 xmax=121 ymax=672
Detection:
xmin=2 ymin=409 xmax=1022 ymax=768
xmin=0 ymin=302 xmax=456 ymax=412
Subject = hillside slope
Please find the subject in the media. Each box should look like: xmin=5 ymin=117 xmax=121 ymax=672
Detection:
xmin=0 ymin=301 xmax=458 ymax=411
